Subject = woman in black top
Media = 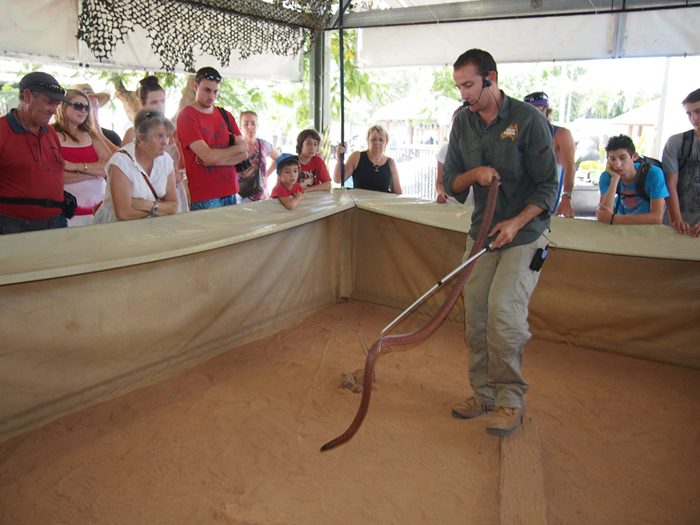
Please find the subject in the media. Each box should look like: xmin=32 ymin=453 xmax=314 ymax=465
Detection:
xmin=334 ymin=125 xmax=402 ymax=194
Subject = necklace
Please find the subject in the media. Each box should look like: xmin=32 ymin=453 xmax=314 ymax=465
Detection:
xmin=368 ymin=154 xmax=384 ymax=173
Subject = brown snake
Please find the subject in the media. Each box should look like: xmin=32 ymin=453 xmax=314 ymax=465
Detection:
xmin=321 ymin=179 xmax=499 ymax=451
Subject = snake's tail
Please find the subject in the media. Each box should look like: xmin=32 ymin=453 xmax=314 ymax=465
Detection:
xmin=320 ymin=341 xmax=382 ymax=451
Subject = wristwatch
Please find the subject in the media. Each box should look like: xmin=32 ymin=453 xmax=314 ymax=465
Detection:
xmin=562 ymin=191 xmax=573 ymax=199
xmin=150 ymin=202 xmax=159 ymax=215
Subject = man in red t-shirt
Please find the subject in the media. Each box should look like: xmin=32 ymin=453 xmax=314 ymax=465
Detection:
xmin=0 ymin=71 xmax=70 ymax=233
xmin=176 ymin=67 xmax=248 ymax=210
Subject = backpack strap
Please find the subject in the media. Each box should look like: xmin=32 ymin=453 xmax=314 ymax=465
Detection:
xmin=635 ymin=159 xmax=650 ymax=202
xmin=678 ymin=129 xmax=694 ymax=173
xmin=614 ymin=160 xmax=651 ymax=214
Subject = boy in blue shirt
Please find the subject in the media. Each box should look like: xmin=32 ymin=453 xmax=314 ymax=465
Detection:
xmin=596 ymin=135 xmax=669 ymax=225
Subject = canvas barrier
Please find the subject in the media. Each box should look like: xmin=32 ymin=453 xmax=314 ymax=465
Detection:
xmin=0 ymin=189 xmax=698 ymax=443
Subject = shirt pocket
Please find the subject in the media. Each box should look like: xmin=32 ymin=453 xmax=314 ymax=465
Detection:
xmin=491 ymin=136 xmax=525 ymax=183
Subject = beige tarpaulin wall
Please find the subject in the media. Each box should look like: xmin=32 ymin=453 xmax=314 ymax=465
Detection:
xmin=1 ymin=190 xmax=698 ymax=443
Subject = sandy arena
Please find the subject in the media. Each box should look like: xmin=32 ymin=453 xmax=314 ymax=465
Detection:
xmin=0 ymin=302 xmax=698 ymax=524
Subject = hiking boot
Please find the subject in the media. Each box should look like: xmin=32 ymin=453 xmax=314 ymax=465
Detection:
xmin=485 ymin=407 xmax=525 ymax=436
xmin=451 ymin=396 xmax=494 ymax=419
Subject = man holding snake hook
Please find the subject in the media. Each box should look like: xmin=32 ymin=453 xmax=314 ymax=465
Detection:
xmin=443 ymin=49 xmax=558 ymax=436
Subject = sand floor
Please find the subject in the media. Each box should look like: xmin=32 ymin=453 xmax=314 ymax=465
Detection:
xmin=0 ymin=301 xmax=699 ymax=525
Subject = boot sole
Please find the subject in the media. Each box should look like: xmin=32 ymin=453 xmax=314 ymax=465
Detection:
xmin=451 ymin=407 xmax=495 ymax=420
xmin=485 ymin=425 xmax=519 ymax=436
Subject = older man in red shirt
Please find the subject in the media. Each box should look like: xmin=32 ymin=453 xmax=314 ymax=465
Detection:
xmin=0 ymin=72 xmax=71 ymax=233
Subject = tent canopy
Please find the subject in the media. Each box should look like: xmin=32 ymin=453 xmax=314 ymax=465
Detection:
xmin=0 ymin=0 xmax=332 ymax=81
xmin=0 ymin=1 xmax=698 ymax=80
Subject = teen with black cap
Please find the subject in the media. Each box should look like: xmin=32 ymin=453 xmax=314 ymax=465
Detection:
xmin=0 ymin=72 xmax=73 ymax=233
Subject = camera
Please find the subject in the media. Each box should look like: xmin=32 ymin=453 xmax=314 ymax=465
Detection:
xmin=235 ymin=159 xmax=251 ymax=173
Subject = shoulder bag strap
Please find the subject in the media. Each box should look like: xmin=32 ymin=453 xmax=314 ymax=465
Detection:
xmin=216 ymin=106 xmax=235 ymax=146
xmin=117 ymin=149 xmax=159 ymax=201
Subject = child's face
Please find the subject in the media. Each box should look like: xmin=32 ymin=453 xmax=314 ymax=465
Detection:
xmin=607 ymin=148 xmax=637 ymax=177
xmin=301 ymin=137 xmax=319 ymax=157
xmin=279 ymin=164 xmax=299 ymax=187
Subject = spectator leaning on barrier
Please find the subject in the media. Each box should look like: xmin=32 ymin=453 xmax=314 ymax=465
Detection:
xmin=270 ymin=153 xmax=304 ymax=210
xmin=662 ymin=88 xmax=700 ymax=237
xmin=596 ymin=134 xmax=669 ymax=225
xmin=0 ymin=72 xmax=71 ymax=233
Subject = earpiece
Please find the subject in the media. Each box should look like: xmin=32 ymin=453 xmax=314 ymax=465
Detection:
xmin=483 ymin=77 xmax=492 ymax=88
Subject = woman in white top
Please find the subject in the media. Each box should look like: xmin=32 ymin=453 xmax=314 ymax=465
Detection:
xmin=94 ymin=110 xmax=178 ymax=223
xmin=122 ymin=75 xmax=189 ymax=213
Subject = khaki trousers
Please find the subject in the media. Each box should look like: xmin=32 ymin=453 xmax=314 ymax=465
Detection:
xmin=462 ymin=235 xmax=547 ymax=408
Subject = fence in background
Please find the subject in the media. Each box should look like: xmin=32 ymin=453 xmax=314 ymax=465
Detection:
xmin=388 ymin=144 xmax=439 ymax=201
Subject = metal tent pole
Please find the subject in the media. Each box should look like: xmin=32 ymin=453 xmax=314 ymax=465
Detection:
xmin=338 ymin=0 xmax=346 ymax=186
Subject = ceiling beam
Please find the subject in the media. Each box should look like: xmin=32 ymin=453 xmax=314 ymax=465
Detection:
xmin=336 ymin=0 xmax=699 ymax=29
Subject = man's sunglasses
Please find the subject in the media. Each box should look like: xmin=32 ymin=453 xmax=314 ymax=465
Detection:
xmin=196 ymin=71 xmax=222 ymax=83
xmin=66 ymin=101 xmax=91 ymax=112
xmin=28 ymin=81 xmax=66 ymax=95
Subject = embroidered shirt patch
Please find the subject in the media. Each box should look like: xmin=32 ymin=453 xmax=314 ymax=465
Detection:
xmin=500 ymin=123 xmax=519 ymax=142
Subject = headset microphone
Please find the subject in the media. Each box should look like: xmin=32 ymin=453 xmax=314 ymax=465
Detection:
xmin=463 ymin=77 xmax=491 ymax=107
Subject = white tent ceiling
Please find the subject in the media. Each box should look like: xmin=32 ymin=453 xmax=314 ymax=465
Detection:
xmin=356 ymin=5 xmax=700 ymax=67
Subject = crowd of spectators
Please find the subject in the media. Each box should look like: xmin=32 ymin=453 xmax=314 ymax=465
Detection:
xmin=0 ymin=67 xmax=697 ymax=237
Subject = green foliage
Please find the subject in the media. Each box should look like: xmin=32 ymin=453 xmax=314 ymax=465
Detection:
xmin=431 ymin=67 xmax=455 ymax=99
xmin=329 ymin=29 xmax=391 ymax=119
xmin=217 ymin=78 xmax=267 ymax=113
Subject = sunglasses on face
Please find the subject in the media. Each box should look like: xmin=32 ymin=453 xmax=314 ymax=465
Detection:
xmin=66 ymin=101 xmax=90 ymax=112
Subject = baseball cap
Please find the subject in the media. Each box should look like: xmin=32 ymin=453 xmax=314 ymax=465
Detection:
xmin=524 ymin=91 xmax=549 ymax=107
xmin=276 ymin=153 xmax=299 ymax=173
xmin=18 ymin=72 xmax=69 ymax=102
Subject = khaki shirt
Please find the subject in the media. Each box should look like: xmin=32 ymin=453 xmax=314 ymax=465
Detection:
xmin=444 ymin=94 xmax=558 ymax=247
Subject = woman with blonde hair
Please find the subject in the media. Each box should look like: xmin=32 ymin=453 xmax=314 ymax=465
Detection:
xmin=52 ymin=88 xmax=113 ymax=225
xmin=334 ymin=125 xmax=402 ymax=194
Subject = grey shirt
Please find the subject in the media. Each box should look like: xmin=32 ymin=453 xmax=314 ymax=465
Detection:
xmin=443 ymin=94 xmax=558 ymax=247
xmin=662 ymin=130 xmax=699 ymax=175
xmin=662 ymin=129 xmax=700 ymax=219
